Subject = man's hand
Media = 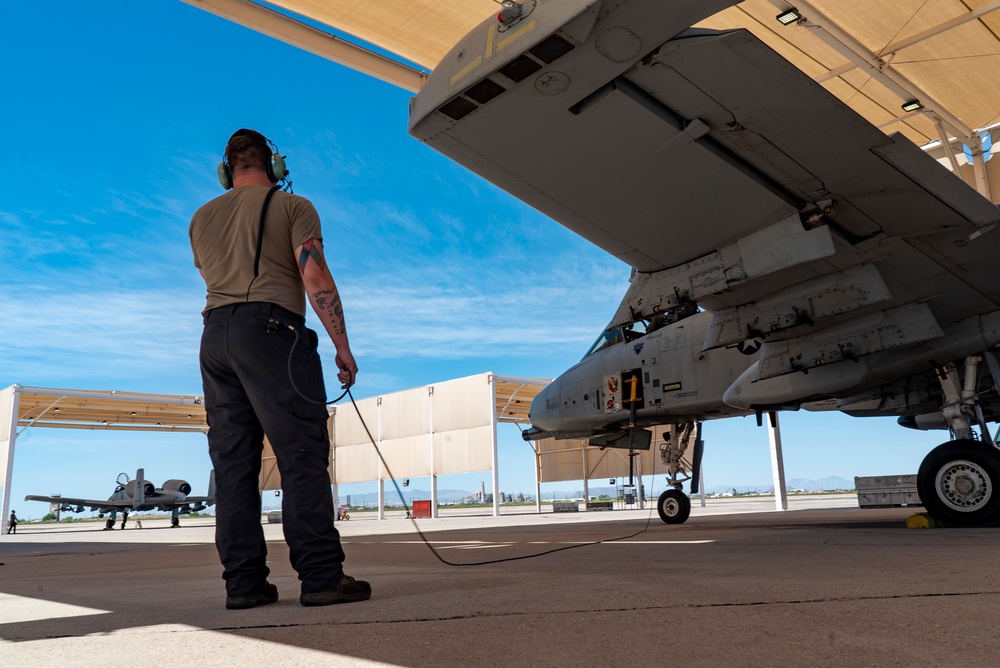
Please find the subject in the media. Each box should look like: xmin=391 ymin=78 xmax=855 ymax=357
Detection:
xmin=336 ymin=347 xmax=358 ymax=389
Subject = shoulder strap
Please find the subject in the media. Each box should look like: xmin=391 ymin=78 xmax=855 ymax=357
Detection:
xmin=252 ymin=186 xmax=281 ymax=279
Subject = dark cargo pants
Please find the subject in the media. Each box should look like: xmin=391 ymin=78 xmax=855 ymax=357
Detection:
xmin=200 ymin=302 xmax=345 ymax=597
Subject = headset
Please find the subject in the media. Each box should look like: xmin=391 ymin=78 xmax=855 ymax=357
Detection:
xmin=217 ymin=128 xmax=289 ymax=190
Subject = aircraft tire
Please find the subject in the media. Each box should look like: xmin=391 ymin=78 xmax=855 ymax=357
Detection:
xmin=657 ymin=489 xmax=691 ymax=524
xmin=917 ymin=440 xmax=1000 ymax=527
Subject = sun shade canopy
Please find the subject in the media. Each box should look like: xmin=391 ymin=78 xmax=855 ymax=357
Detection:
xmin=12 ymin=386 xmax=208 ymax=433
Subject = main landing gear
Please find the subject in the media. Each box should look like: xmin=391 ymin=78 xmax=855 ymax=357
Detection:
xmin=655 ymin=422 xmax=702 ymax=524
xmin=918 ymin=440 xmax=1000 ymax=527
xmin=916 ymin=356 xmax=1000 ymax=527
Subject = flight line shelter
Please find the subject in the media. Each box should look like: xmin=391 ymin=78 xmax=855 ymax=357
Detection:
xmin=2 ymin=373 xmax=668 ymax=529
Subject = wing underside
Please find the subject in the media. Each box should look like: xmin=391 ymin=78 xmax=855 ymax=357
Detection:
xmin=24 ymin=495 xmax=211 ymax=512
xmin=24 ymin=495 xmax=131 ymax=511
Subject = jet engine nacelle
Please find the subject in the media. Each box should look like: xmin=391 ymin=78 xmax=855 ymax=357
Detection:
xmin=125 ymin=479 xmax=155 ymax=498
xmin=161 ymin=480 xmax=192 ymax=495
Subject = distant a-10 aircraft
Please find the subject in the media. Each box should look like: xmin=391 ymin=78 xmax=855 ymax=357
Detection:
xmin=26 ymin=468 xmax=215 ymax=528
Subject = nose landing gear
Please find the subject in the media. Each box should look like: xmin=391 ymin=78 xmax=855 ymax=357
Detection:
xmin=654 ymin=421 xmax=703 ymax=524
xmin=657 ymin=488 xmax=691 ymax=524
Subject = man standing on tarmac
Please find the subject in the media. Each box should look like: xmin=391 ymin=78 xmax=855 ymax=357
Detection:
xmin=190 ymin=129 xmax=371 ymax=610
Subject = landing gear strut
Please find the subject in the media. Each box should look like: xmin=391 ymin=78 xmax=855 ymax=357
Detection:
xmin=655 ymin=422 xmax=703 ymax=524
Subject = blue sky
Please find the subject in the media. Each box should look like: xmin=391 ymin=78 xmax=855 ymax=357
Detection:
xmin=2 ymin=2 xmax=949 ymax=517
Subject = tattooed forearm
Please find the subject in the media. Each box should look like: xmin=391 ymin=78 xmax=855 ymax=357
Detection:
xmin=312 ymin=288 xmax=345 ymax=336
xmin=298 ymin=238 xmax=326 ymax=273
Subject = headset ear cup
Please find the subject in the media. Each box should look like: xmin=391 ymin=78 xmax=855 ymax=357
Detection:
xmin=270 ymin=153 xmax=288 ymax=183
xmin=217 ymin=162 xmax=233 ymax=190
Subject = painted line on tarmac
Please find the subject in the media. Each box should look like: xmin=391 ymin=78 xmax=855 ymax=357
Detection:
xmin=381 ymin=539 xmax=714 ymax=547
xmin=441 ymin=544 xmax=516 ymax=550
xmin=604 ymin=540 xmax=715 ymax=544
xmin=381 ymin=540 xmax=515 ymax=550
xmin=381 ymin=540 xmax=491 ymax=544
xmin=533 ymin=540 xmax=715 ymax=545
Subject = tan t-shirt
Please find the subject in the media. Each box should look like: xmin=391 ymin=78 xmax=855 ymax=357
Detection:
xmin=189 ymin=185 xmax=322 ymax=316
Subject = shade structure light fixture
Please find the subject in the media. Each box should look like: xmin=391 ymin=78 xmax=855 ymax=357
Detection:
xmin=776 ymin=8 xmax=802 ymax=25
xmin=902 ymin=99 xmax=924 ymax=113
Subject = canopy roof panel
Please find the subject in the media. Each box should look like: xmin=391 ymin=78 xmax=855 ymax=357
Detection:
xmin=14 ymin=386 xmax=207 ymax=433
xmin=268 ymin=0 xmax=498 ymax=70
xmin=492 ymin=374 xmax=550 ymax=424
xmin=696 ymin=0 xmax=1000 ymax=146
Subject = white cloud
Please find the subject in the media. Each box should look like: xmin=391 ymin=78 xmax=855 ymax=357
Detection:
xmin=0 ymin=287 xmax=203 ymax=388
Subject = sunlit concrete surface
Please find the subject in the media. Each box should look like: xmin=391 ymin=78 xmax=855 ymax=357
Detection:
xmin=0 ymin=622 xmax=402 ymax=667
xmin=3 ymin=495 xmax=998 ymax=667
xmin=0 ymin=593 xmax=109 ymax=625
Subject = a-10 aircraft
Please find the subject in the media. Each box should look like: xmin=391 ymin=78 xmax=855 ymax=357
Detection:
xmin=408 ymin=0 xmax=1000 ymax=526
xmin=26 ymin=468 xmax=215 ymax=528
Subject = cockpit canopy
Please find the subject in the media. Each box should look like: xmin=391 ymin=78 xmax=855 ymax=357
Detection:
xmin=583 ymin=302 xmax=699 ymax=359
xmin=584 ymin=320 xmax=651 ymax=358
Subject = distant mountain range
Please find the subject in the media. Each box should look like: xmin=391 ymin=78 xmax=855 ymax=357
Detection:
xmin=701 ymin=476 xmax=856 ymax=495
xmin=542 ymin=476 xmax=855 ymax=499
xmin=317 ymin=476 xmax=856 ymax=507
xmin=333 ymin=488 xmax=490 ymax=507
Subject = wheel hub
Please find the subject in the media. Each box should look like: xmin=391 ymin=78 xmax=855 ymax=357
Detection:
xmin=661 ymin=498 xmax=679 ymax=516
xmin=936 ymin=459 xmax=992 ymax=512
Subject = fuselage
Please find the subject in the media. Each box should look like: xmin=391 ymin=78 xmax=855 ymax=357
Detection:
xmin=100 ymin=487 xmax=188 ymax=513
xmin=529 ymin=311 xmax=756 ymax=436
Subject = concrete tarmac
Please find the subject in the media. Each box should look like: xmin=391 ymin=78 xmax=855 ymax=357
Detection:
xmin=2 ymin=495 xmax=999 ymax=667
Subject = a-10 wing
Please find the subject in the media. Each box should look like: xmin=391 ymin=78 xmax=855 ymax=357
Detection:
xmin=409 ymin=3 xmax=1000 ymax=400
xmin=606 ymin=29 xmax=998 ymax=320
xmin=24 ymin=495 xmax=132 ymax=512
xmin=603 ymin=29 xmax=1000 ymax=380
xmin=24 ymin=494 xmax=214 ymax=512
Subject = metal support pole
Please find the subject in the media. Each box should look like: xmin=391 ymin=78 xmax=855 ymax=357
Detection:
xmin=637 ymin=448 xmax=645 ymax=509
xmin=768 ymin=412 xmax=788 ymax=511
xmin=329 ymin=411 xmax=338 ymax=520
xmin=490 ymin=377 xmax=500 ymax=517
xmin=428 ymin=386 xmax=437 ymax=518
xmin=532 ymin=439 xmax=542 ymax=513
xmin=934 ymin=119 xmax=964 ymax=177
xmin=378 ymin=479 xmax=385 ymax=520
xmin=431 ymin=474 xmax=438 ymax=516
xmin=699 ymin=463 xmax=707 ymax=508
xmin=0 ymin=386 xmax=21 ymax=539
xmin=971 ymin=147 xmax=994 ymax=201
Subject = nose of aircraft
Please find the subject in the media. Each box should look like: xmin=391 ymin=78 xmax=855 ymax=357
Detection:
xmin=521 ymin=384 xmax=558 ymax=441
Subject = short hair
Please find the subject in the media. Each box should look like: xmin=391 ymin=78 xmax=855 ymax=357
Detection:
xmin=225 ymin=129 xmax=272 ymax=174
